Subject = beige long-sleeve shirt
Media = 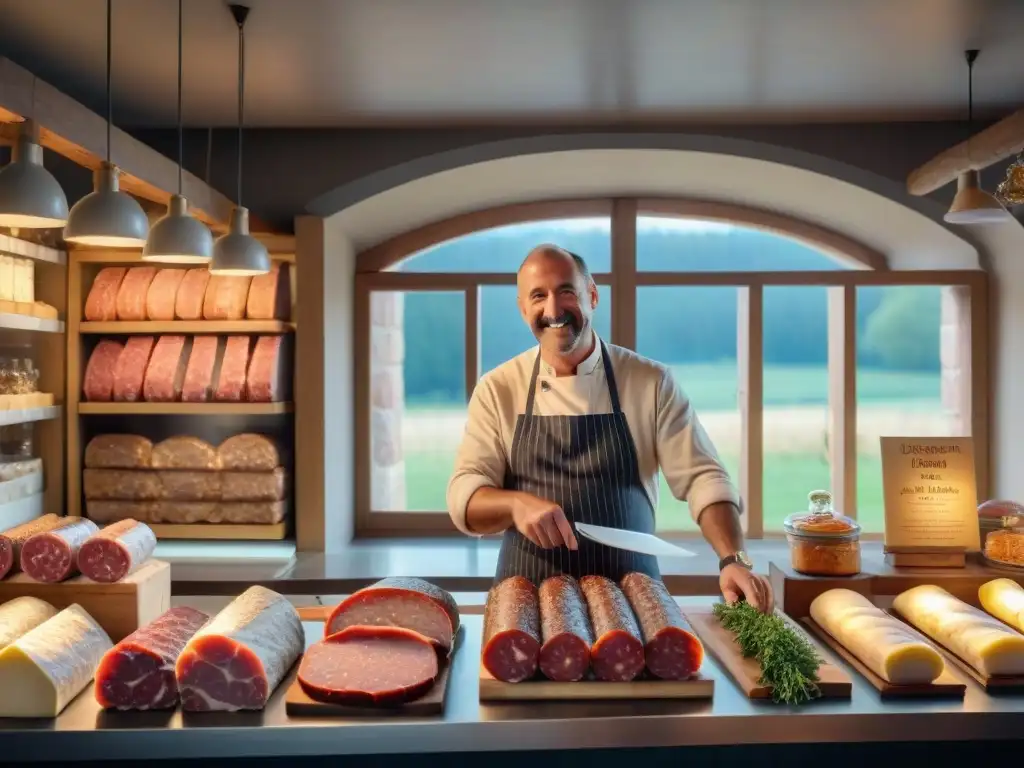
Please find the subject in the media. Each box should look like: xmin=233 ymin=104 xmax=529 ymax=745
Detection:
xmin=446 ymin=337 xmax=741 ymax=535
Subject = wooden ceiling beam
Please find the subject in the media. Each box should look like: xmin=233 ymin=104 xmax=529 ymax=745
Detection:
xmin=907 ymin=108 xmax=1024 ymax=196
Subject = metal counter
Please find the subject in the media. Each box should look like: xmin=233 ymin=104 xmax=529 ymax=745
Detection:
xmin=3 ymin=603 xmax=1024 ymax=762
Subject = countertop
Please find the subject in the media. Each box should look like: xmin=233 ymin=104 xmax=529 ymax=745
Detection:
xmin=4 ymin=600 xmax=1024 ymax=763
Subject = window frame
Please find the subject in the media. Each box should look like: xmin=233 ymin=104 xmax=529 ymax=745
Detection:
xmin=353 ymin=197 xmax=989 ymax=539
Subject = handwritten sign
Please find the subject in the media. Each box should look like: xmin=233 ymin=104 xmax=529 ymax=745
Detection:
xmin=880 ymin=436 xmax=980 ymax=551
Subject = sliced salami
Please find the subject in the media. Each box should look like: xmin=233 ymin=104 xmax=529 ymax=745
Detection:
xmin=481 ymin=575 xmax=541 ymax=683
xmin=579 ymin=575 xmax=645 ymax=682
xmin=0 ymin=513 xmax=62 ymax=579
xmin=620 ymin=572 xmax=704 ymax=680
xmin=77 ymin=519 xmax=157 ymax=583
xmin=538 ymin=574 xmax=594 ymax=682
xmin=299 ymin=625 xmax=439 ymax=706
xmin=20 ymin=517 xmax=100 ymax=583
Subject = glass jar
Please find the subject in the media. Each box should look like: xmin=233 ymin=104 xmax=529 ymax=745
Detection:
xmin=784 ymin=490 xmax=862 ymax=576
xmin=978 ymin=499 xmax=1024 ymax=569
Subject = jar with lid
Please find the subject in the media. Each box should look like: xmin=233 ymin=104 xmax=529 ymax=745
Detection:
xmin=978 ymin=499 xmax=1024 ymax=569
xmin=784 ymin=490 xmax=862 ymax=576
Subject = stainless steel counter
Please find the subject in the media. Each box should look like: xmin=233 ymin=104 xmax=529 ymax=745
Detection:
xmin=4 ymin=599 xmax=1024 ymax=763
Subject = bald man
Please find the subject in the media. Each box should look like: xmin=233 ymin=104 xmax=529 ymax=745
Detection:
xmin=447 ymin=244 xmax=773 ymax=612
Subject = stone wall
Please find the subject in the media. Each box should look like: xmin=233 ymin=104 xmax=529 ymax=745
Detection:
xmin=370 ymin=292 xmax=407 ymax=511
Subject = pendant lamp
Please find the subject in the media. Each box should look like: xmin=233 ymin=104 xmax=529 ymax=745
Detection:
xmin=944 ymin=49 xmax=1012 ymax=226
xmin=142 ymin=0 xmax=213 ymax=263
xmin=0 ymin=112 xmax=69 ymax=228
xmin=64 ymin=0 xmax=150 ymax=248
xmin=210 ymin=3 xmax=269 ymax=276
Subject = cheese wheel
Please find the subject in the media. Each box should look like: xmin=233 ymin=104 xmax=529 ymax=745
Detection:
xmin=0 ymin=596 xmax=57 ymax=649
xmin=893 ymin=584 xmax=1024 ymax=677
xmin=810 ymin=588 xmax=944 ymax=684
xmin=979 ymin=578 xmax=1024 ymax=632
xmin=0 ymin=603 xmax=113 ymax=717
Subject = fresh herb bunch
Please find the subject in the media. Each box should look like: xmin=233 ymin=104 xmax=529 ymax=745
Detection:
xmin=713 ymin=600 xmax=822 ymax=705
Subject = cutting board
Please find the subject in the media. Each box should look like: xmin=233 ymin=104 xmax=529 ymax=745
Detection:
xmin=479 ymin=665 xmax=714 ymax=702
xmin=800 ymin=617 xmax=966 ymax=699
xmin=682 ymin=606 xmax=852 ymax=700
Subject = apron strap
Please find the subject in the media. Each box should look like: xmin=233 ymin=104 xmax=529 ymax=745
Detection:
xmin=525 ymin=337 xmax=624 ymax=416
xmin=524 ymin=348 xmax=543 ymax=416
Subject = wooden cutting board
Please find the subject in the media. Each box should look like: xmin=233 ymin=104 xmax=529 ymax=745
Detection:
xmin=479 ymin=665 xmax=714 ymax=702
xmin=682 ymin=606 xmax=852 ymax=700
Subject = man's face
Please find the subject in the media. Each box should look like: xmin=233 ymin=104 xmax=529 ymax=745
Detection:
xmin=517 ymin=251 xmax=598 ymax=356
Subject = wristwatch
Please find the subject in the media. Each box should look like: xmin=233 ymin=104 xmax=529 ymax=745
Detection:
xmin=719 ymin=551 xmax=753 ymax=571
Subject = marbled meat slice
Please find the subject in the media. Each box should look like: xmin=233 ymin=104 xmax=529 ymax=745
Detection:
xmin=82 ymin=340 xmax=125 ymax=401
xmin=77 ymin=519 xmax=157 ymax=583
xmin=112 ymin=336 xmax=156 ymax=402
xmin=246 ymin=335 xmax=289 ymax=402
xmin=620 ymin=572 xmax=704 ymax=680
xmin=299 ymin=625 xmax=438 ymax=706
xmin=20 ymin=517 xmax=99 ymax=583
xmin=115 ymin=266 xmax=158 ymax=321
xmin=538 ymin=574 xmax=594 ymax=682
xmin=0 ymin=514 xmax=61 ymax=579
xmin=142 ymin=335 xmax=190 ymax=402
xmin=84 ymin=267 xmax=127 ymax=321
xmin=181 ymin=336 xmax=222 ymax=402
xmin=175 ymin=268 xmax=211 ymax=320
xmin=213 ymin=335 xmax=252 ymax=401
xmin=245 ymin=263 xmax=291 ymax=320
xmin=84 ymin=434 xmax=153 ymax=469
xmin=203 ymin=275 xmax=252 ymax=320
xmin=579 ymin=575 xmax=645 ymax=682
xmin=95 ymin=606 xmax=210 ymax=710
xmin=481 ymin=575 xmax=541 ymax=683
xmin=325 ymin=577 xmax=459 ymax=653
xmin=145 ymin=268 xmax=187 ymax=321
xmin=175 ymin=585 xmax=303 ymax=711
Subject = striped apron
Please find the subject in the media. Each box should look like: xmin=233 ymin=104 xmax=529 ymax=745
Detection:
xmin=494 ymin=340 xmax=661 ymax=585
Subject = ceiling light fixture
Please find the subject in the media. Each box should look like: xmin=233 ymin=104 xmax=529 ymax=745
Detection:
xmin=64 ymin=0 xmax=150 ymax=248
xmin=143 ymin=0 xmax=213 ymax=263
xmin=0 ymin=107 xmax=69 ymax=229
xmin=210 ymin=3 xmax=269 ymax=276
xmin=944 ymin=49 xmax=1012 ymax=225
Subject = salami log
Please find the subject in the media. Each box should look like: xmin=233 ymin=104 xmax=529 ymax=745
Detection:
xmin=481 ymin=575 xmax=541 ymax=683
xmin=84 ymin=267 xmax=127 ymax=321
xmin=145 ymin=268 xmax=187 ymax=321
xmin=83 ymin=340 xmax=125 ymax=401
xmin=20 ymin=517 xmax=100 ymax=583
xmin=112 ymin=336 xmax=156 ymax=402
xmin=620 ymin=572 xmax=704 ymax=680
xmin=579 ymin=575 xmax=645 ymax=682
xmin=538 ymin=574 xmax=594 ymax=682
xmin=175 ymin=268 xmax=211 ymax=320
xmin=116 ymin=266 xmax=158 ymax=321
xmin=299 ymin=625 xmax=439 ymax=706
xmin=0 ymin=513 xmax=62 ymax=579
xmin=77 ymin=519 xmax=157 ymax=583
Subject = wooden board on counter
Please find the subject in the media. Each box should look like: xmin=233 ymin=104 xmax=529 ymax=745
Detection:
xmin=479 ymin=666 xmax=714 ymax=702
xmin=150 ymin=523 xmax=288 ymax=540
xmin=683 ymin=605 xmax=852 ymax=700
xmin=800 ymin=617 xmax=966 ymax=699
xmin=0 ymin=559 xmax=170 ymax=642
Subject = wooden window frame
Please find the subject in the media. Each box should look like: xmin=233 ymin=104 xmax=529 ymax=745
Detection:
xmin=353 ymin=197 xmax=990 ymax=539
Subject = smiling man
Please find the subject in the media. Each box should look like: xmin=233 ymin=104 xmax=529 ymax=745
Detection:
xmin=446 ymin=244 xmax=773 ymax=612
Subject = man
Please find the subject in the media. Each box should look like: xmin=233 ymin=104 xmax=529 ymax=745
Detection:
xmin=446 ymin=244 xmax=773 ymax=612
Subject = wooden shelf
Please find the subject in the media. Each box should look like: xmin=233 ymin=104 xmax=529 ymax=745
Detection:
xmin=0 ymin=312 xmax=64 ymax=333
xmin=149 ymin=522 xmax=288 ymax=540
xmin=78 ymin=402 xmax=292 ymax=415
xmin=0 ymin=405 xmax=61 ymax=426
xmin=0 ymin=234 xmax=66 ymax=265
xmin=79 ymin=320 xmax=293 ymax=334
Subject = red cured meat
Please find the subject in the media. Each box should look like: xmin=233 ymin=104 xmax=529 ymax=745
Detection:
xmin=146 ymin=268 xmax=187 ymax=321
xmin=203 ymin=275 xmax=252 ymax=320
xmin=143 ymin=335 xmax=189 ymax=402
xmin=112 ymin=336 xmax=156 ymax=402
xmin=579 ymin=575 xmax=645 ymax=682
xmin=299 ymin=626 xmax=438 ymax=706
xmin=538 ymin=574 xmax=594 ymax=682
xmin=84 ymin=267 xmax=127 ymax=321
xmin=77 ymin=518 xmax=157 ymax=583
xmin=246 ymin=336 xmax=289 ymax=402
xmin=181 ymin=336 xmax=222 ymax=402
xmin=20 ymin=517 xmax=99 ymax=583
xmin=175 ymin=268 xmax=211 ymax=320
xmin=246 ymin=263 xmax=291 ymax=320
xmin=83 ymin=340 xmax=125 ymax=401
xmin=116 ymin=266 xmax=158 ymax=321
xmin=95 ymin=605 xmax=210 ymax=710
xmin=213 ymin=336 xmax=252 ymax=402
xmin=0 ymin=513 xmax=62 ymax=579
xmin=325 ymin=576 xmax=460 ymax=653
xmin=620 ymin=572 xmax=704 ymax=680
xmin=481 ymin=575 xmax=541 ymax=683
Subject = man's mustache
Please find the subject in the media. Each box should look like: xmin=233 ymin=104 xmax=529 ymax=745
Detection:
xmin=537 ymin=311 xmax=577 ymax=328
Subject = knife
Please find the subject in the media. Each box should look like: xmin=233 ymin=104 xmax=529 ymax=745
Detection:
xmin=574 ymin=522 xmax=697 ymax=558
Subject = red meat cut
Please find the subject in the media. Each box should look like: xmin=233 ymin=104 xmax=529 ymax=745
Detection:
xmin=84 ymin=267 xmax=127 ymax=321
xmin=0 ymin=513 xmax=62 ymax=579
xmin=245 ymin=336 xmax=289 ymax=402
xmin=77 ymin=518 xmax=157 ymax=583
xmin=203 ymin=275 xmax=252 ymax=320
xmin=620 ymin=572 xmax=704 ymax=680
xmin=95 ymin=605 xmax=210 ymax=710
xmin=112 ymin=336 xmax=156 ymax=402
xmin=481 ymin=575 xmax=541 ymax=683
xmin=298 ymin=625 xmax=439 ymax=706
xmin=579 ymin=575 xmax=645 ymax=682
xmin=83 ymin=340 xmax=125 ymax=401
xmin=20 ymin=517 xmax=99 ymax=583
xmin=175 ymin=268 xmax=210 ymax=320
xmin=146 ymin=268 xmax=187 ymax=321
xmin=181 ymin=336 xmax=222 ymax=402
xmin=246 ymin=263 xmax=291 ymax=320
xmin=213 ymin=336 xmax=252 ymax=401
xmin=538 ymin=574 xmax=594 ymax=682
xmin=143 ymin=335 xmax=190 ymax=401
xmin=116 ymin=266 xmax=158 ymax=321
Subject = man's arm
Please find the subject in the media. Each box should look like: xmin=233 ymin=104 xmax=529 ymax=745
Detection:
xmin=696 ymin=501 xmax=746 ymax=560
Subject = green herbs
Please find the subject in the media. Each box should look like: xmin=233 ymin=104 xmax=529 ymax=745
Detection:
xmin=713 ymin=600 xmax=822 ymax=705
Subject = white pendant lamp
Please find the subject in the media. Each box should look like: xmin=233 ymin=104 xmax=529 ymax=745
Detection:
xmin=0 ymin=115 xmax=69 ymax=229
xmin=64 ymin=0 xmax=150 ymax=248
xmin=943 ymin=49 xmax=1012 ymax=226
xmin=142 ymin=0 xmax=212 ymax=263
xmin=210 ymin=3 xmax=269 ymax=276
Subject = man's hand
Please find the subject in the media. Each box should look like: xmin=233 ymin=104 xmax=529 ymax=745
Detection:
xmin=720 ymin=564 xmax=774 ymax=614
xmin=511 ymin=493 xmax=578 ymax=550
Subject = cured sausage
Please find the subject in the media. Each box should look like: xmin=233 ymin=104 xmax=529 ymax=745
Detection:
xmin=84 ymin=267 xmax=126 ymax=321
xmin=579 ymin=575 xmax=645 ymax=682
xmin=20 ymin=517 xmax=100 ymax=583
xmin=482 ymin=575 xmax=541 ymax=683
xmin=0 ymin=513 xmax=62 ymax=578
xmin=538 ymin=574 xmax=594 ymax=682
xmin=299 ymin=625 xmax=438 ymax=706
xmin=620 ymin=572 xmax=704 ymax=680
xmin=77 ymin=519 xmax=157 ymax=583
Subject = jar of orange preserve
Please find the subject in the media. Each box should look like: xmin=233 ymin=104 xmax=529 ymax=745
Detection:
xmin=784 ymin=490 xmax=862 ymax=576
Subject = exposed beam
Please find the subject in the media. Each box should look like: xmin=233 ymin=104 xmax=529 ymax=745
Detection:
xmin=737 ymin=285 xmax=763 ymax=537
xmin=907 ymin=108 xmax=1024 ymax=196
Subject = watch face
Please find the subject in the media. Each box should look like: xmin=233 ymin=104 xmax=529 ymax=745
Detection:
xmin=736 ymin=551 xmax=753 ymax=569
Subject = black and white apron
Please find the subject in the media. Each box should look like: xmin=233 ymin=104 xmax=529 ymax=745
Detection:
xmin=494 ymin=339 xmax=662 ymax=585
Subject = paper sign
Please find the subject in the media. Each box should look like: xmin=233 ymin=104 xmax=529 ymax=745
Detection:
xmin=880 ymin=436 xmax=980 ymax=551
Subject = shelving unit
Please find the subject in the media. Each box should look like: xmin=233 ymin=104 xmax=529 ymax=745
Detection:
xmin=80 ymin=320 xmax=293 ymax=334
xmin=78 ymin=402 xmax=292 ymax=415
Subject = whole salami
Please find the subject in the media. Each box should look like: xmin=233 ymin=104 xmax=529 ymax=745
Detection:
xmin=0 ymin=513 xmax=62 ymax=579
xmin=538 ymin=574 xmax=594 ymax=682
xmin=481 ymin=575 xmax=541 ymax=683
xmin=579 ymin=575 xmax=645 ymax=682
xmin=78 ymin=519 xmax=158 ymax=583
xmin=20 ymin=517 xmax=100 ymax=583
xmin=620 ymin=572 xmax=704 ymax=680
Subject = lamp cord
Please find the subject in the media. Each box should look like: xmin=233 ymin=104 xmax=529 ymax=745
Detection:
xmin=236 ymin=12 xmax=245 ymax=207
xmin=106 ymin=0 xmax=112 ymax=164
xmin=177 ymin=0 xmax=183 ymax=196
